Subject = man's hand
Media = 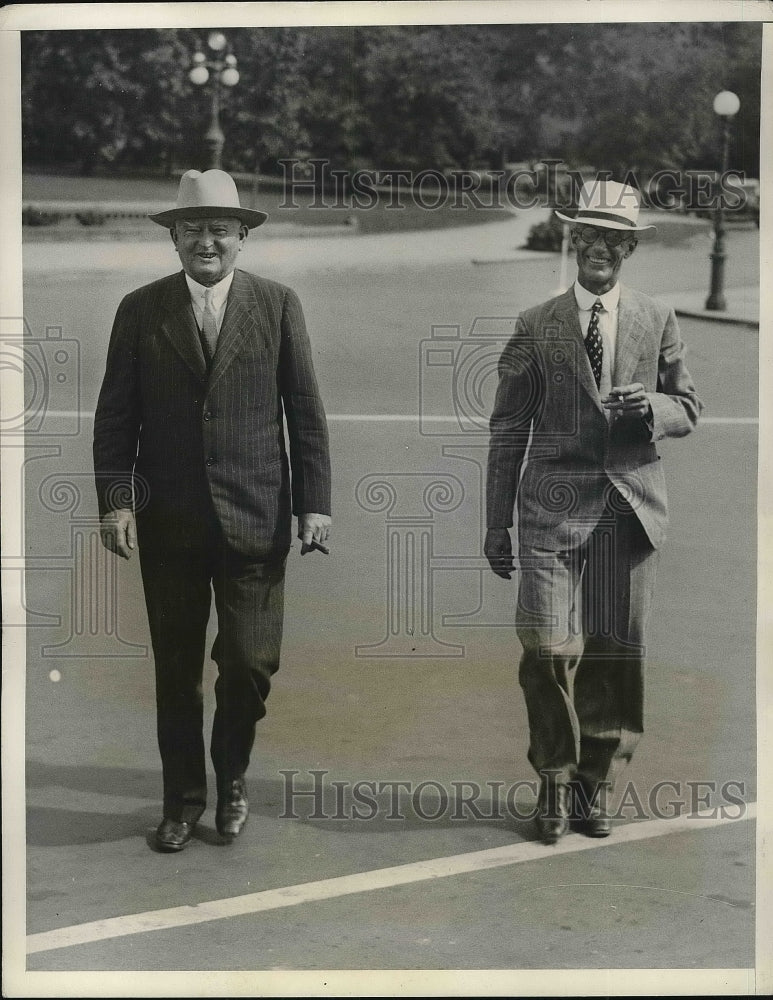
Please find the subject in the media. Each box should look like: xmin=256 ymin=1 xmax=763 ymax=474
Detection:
xmin=298 ymin=513 xmax=331 ymax=555
xmin=99 ymin=508 xmax=136 ymax=560
xmin=602 ymin=383 xmax=653 ymax=420
xmin=485 ymin=527 xmax=515 ymax=580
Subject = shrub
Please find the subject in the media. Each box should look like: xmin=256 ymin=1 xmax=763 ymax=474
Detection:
xmin=22 ymin=207 xmax=63 ymax=227
xmin=524 ymin=214 xmax=567 ymax=252
xmin=75 ymin=210 xmax=107 ymax=226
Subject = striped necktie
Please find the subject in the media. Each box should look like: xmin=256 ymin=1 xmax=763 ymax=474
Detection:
xmin=585 ymin=300 xmax=603 ymax=389
xmin=200 ymin=288 xmax=219 ymax=364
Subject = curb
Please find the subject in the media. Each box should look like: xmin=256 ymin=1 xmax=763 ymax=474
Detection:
xmin=659 ymin=287 xmax=759 ymax=328
xmin=671 ymin=305 xmax=758 ymax=328
xmin=471 ymin=251 xmax=541 ymax=265
xmin=22 ymin=200 xmax=170 ymax=220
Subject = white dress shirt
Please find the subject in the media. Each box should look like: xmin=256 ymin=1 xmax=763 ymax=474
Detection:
xmin=574 ymin=280 xmax=620 ymax=401
xmin=185 ymin=270 xmax=234 ymax=336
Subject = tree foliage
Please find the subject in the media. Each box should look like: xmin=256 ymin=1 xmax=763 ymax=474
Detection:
xmin=21 ymin=23 xmax=761 ymax=178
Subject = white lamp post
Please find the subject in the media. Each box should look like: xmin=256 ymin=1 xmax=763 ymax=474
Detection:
xmin=705 ymin=89 xmax=740 ymax=311
xmin=188 ymin=31 xmax=240 ymax=170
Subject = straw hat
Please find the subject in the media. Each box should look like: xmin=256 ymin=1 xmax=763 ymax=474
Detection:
xmin=149 ymin=169 xmax=268 ymax=228
xmin=555 ymin=180 xmax=655 ymax=231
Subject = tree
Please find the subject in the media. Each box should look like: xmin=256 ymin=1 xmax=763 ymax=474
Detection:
xmin=20 ymin=22 xmax=761 ymax=179
xmin=22 ymin=29 xmax=193 ymax=173
xmin=357 ymin=26 xmax=498 ymax=170
xmin=545 ymin=22 xmax=760 ymax=178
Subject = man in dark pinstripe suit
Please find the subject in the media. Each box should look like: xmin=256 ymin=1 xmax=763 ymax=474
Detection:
xmin=93 ymin=170 xmax=332 ymax=852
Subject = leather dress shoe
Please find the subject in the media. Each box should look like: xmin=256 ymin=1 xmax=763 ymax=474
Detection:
xmin=574 ymin=778 xmax=611 ymax=838
xmin=535 ymin=779 xmax=570 ymax=844
xmin=155 ymin=817 xmax=196 ymax=852
xmin=216 ymin=778 xmax=249 ymax=839
xmin=585 ymin=808 xmax=611 ymax=837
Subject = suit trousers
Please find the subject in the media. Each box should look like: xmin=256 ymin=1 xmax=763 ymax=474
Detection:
xmin=515 ymin=492 xmax=659 ymax=789
xmin=138 ymin=521 xmax=286 ymax=823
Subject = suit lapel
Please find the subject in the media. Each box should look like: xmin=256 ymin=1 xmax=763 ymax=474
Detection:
xmin=552 ymin=289 xmax=605 ymax=414
xmin=159 ymin=271 xmax=207 ymax=381
xmin=613 ymin=285 xmax=647 ymax=386
xmin=208 ymin=269 xmax=265 ymax=390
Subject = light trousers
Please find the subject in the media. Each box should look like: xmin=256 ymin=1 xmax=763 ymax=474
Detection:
xmin=516 ymin=493 xmax=660 ymax=788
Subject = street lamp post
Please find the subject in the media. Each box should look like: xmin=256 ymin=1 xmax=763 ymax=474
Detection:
xmin=188 ymin=31 xmax=240 ymax=170
xmin=705 ymin=89 xmax=740 ymax=312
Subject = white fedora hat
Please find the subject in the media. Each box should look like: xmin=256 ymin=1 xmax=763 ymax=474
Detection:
xmin=149 ymin=169 xmax=268 ymax=228
xmin=555 ymin=179 xmax=655 ymax=231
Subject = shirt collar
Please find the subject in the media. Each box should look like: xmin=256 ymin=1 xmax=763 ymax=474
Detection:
xmin=573 ymin=279 xmax=620 ymax=313
xmin=184 ymin=269 xmax=235 ymax=309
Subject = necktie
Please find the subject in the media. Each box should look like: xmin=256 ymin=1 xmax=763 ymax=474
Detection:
xmin=200 ymin=288 xmax=219 ymax=364
xmin=585 ymin=300 xmax=603 ymax=389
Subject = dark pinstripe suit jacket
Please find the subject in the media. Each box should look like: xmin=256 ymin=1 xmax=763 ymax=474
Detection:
xmin=93 ymin=268 xmax=331 ymax=560
xmin=486 ymin=284 xmax=702 ymax=551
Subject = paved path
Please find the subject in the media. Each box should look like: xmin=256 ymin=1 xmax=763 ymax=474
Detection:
xmin=5 ymin=218 xmax=765 ymax=996
xmin=21 ymin=210 xmax=537 ymax=275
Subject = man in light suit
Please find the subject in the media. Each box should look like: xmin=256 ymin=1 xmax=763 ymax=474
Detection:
xmin=94 ymin=169 xmax=331 ymax=852
xmin=485 ymin=180 xmax=701 ymax=844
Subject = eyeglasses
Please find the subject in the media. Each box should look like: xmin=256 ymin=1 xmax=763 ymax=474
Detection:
xmin=575 ymin=225 xmax=630 ymax=248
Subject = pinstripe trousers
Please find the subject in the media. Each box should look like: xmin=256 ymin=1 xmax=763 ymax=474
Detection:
xmin=138 ymin=514 xmax=286 ymax=824
xmin=515 ymin=492 xmax=660 ymax=789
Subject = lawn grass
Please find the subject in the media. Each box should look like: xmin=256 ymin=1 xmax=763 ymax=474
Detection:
xmin=22 ymin=171 xmax=512 ymax=236
xmin=23 ymin=171 xmax=748 ymax=244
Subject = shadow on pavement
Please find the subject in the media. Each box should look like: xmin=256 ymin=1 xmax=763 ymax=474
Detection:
xmin=26 ymin=805 xmax=159 ymax=848
xmin=26 ymin=759 xmax=540 ymax=845
xmin=27 ymin=760 xmax=157 ymax=799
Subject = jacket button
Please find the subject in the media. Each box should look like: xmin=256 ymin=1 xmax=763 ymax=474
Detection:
xmin=206 ymin=456 xmax=215 ymax=466
xmin=203 ymin=411 xmax=212 ymax=421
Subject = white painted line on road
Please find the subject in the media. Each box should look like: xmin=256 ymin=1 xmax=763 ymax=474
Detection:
xmin=326 ymin=415 xmax=759 ymax=425
xmin=27 ymin=802 xmax=755 ymax=955
xmin=40 ymin=412 xmax=761 ymax=425
xmin=27 ymin=786 xmax=155 ymax=815
xmin=43 ymin=412 xmax=453 ymax=422
xmin=699 ymin=417 xmax=759 ymax=424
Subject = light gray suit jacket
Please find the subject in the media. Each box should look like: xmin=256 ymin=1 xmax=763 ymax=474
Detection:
xmin=486 ymin=284 xmax=702 ymax=550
